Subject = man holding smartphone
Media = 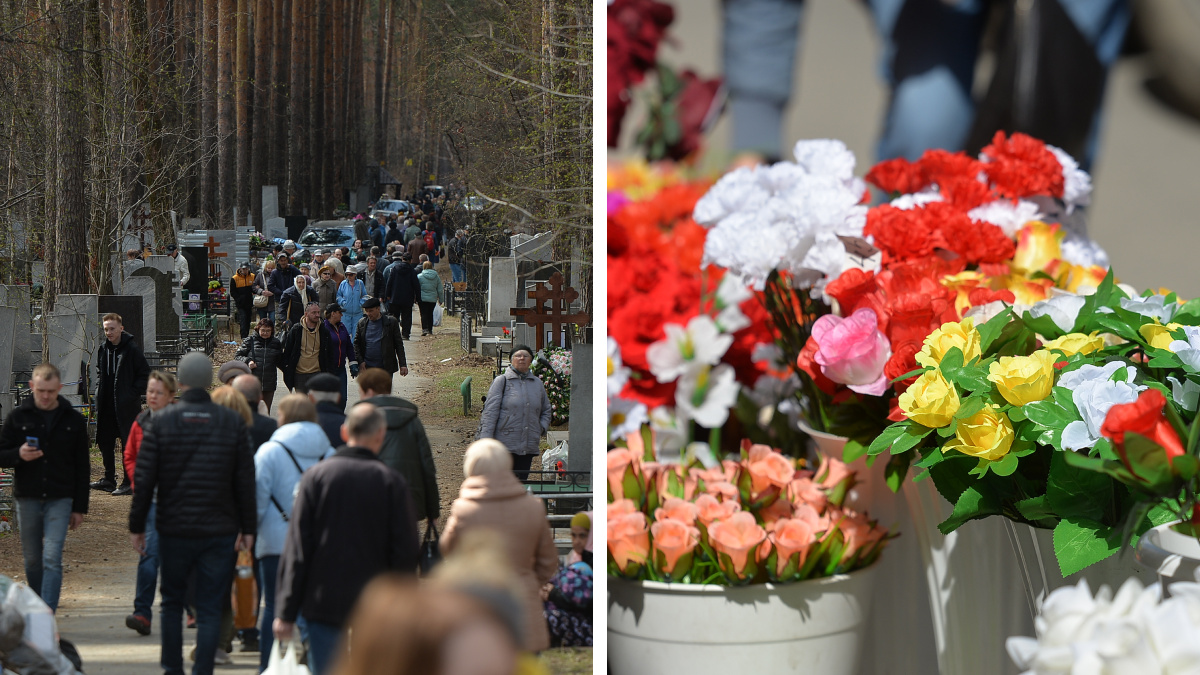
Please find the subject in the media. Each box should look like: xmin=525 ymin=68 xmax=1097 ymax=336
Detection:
xmin=0 ymin=363 xmax=90 ymax=612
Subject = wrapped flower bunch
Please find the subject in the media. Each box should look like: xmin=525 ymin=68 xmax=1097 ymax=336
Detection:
xmin=532 ymin=346 xmax=572 ymax=425
xmin=607 ymin=440 xmax=889 ymax=586
xmin=1007 ymin=576 xmax=1200 ymax=674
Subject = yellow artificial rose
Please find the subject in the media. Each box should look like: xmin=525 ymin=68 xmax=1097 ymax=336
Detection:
xmin=941 ymin=271 xmax=987 ymax=316
xmin=916 ymin=318 xmax=982 ymax=368
xmin=987 ymin=350 xmax=1056 ymax=406
xmin=944 ymin=407 xmax=1014 ymax=461
xmin=1042 ymin=332 xmax=1105 ymax=356
xmin=1045 ymin=260 xmax=1108 ymax=295
xmin=1139 ymin=322 xmax=1184 ymax=351
xmin=999 ymin=273 xmax=1054 ymax=306
xmin=898 ymin=370 xmax=960 ymax=428
xmin=1012 ymin=221 xmax=1064 ymax=276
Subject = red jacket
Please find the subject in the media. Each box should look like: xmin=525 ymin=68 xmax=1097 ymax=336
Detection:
xmin=123 ymin=413 xmax=148 ymax=488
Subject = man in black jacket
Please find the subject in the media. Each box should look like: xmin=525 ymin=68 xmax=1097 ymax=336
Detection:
xmin=129 ymin=352 xmax=256 ymax=675
xmin=353 ymin=299 xmax=408 ymax=377
xmin=280 ymin=302 xmax=334 ymax=393
xmin=384 ymin=253 xmax=420 ymax=340
xmin=305 ymin=373 xmax=345 ymax=449
xmin=94 ymin=313 xmax=151 ymax=495
xmin=0 ymin=363 xmax=89 ymax=612
xmin=273 ymin=403 xmax=418 ymax=674
xmin=231 ymin=374 xmax=277 ymax=450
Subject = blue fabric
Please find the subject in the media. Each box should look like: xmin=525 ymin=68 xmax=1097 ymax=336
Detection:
xmin=15 ymin=497 xmax=73 ymax=612
xmin=722 ymin=0 xmax=806 ymax=156
xmin=323 ymin=320 xmax=352 ymax=369
xmin=336 ymin=280 xmax=365 ymax=315
xmin=449 ymin=264 xmax=465 ymax=283
xmin=254 ymin=423 xmax=335 ymax=558
xmin=133 ymin=502 xmax=159 ymax=620
xmin=343 ymin=312 xmax=362 ymax=340
xmin=364 ymin=318 xmax=384 ymax=367
xmin=257 ymin=555 xmax=279 ymax=673
xmin=158 ymin=534 xmax=237 ymax=675
xmin=305 ymin=620 xmax=344 ymax=675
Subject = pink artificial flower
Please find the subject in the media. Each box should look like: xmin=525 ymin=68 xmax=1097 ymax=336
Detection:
xmin=704 ymin=481 xmax=739 ymax=502
xmin=811 ymin=308 xmax=893 ymax=396
xmin=708 ymin=511 xmax=767 ymax=578
xmin=650 ymin=519 xmax=700 ymax=575
xmin=758 ymin=496 xmax=795 ymax=527
xmin=695 ymin=493 xmax=741 ymax=528
xmin=607 ymin=448 xmax=638 ymax=501
xmin=839 ymin=511 xmax=888 ymax=563
xmin=608 ymin=499 xmax=639 ymax=519
xmin=816 ymin=455 xmax=854 ymax=491
xmin=655 ymin=463 xmax=697 ymax=501
xmin=744 ymin=443 xmax=797 ymax=496
xmin=792 ymin=502 xmax=832 ymax=536
xmin=768 ymin=518 xmax=818 ymax=576
xmin=655 ymin=496 xmax=699 ymax=525
xmin=787 ymin=477 xmax=828 ymax=513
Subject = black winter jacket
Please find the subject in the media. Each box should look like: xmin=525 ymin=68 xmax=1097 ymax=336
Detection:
xmin=280 ymin=320 xmax=338 ymax=390
xmin=353 ymin=315 xmax=407 ymax=373
xmin=0 ymin=396 xmax=90 ymax=514
xmin=129 ymin=389 xmax=256 ymax=538
xmin=269 ymin=265 xmax=301 ymax=298
xmin=97 ymin=332 xmax=151 ymax=432
xmin=236 ymin=333 xmax=285 ymax=391
xmin=364 ymin=395 xmax=439 ymax=521
xmin=230 ymin=272 xmax=256 ymax=312
xmin=278 ymin=286 xmax=318 ymax=327
xmin=385 ymin=261 xmax=420 ymax=307
xmin=276 ymin=446 xmax=418 ymax=626
xmin=315 ymin=401 xmax=346 ymax=449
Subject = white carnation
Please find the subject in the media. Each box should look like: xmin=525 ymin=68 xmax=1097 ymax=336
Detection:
xmin=890 ymin=190 xmax=943 ymax=211
xmin=691 ymin=166 xmax=769 ymax=227
xmin=1048 ymin=145 xmax=1092 ymax=213
xmin=968 ymin=199 xmax=1045 ymax=237
xmin=1060 ymin=232 xmax=1110 ymax=268
xmin=792 ymin=139 xmax=856 ymax=184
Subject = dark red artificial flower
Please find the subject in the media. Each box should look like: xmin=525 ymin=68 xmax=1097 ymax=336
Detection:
xmin=980 ymin=131 xmax=1065 ymax=200
xmin=884 ymin=341 xmax=923 ymax=394
xmin=825 ymin=268 xmax=878 ymax=315
xmin=865 ymin=157 xmax=929 ymax=195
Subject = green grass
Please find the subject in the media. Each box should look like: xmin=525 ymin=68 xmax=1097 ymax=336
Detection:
xmin=539 ymin=647 xmax=593 ymax=675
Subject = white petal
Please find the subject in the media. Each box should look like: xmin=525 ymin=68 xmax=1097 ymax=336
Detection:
xmin=1061 ymin=420 xmax=1096 ymax=451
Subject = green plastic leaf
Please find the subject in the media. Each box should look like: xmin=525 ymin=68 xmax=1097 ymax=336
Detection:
xmin=1016 ymin=495 xmax=1055 ymax=522
xmin=891 ymin=424 xmax=934 ymax=455
xmin=915 ymin=447 xmax=946 ymax=469
xmin=938 ymin=486 xmax=1003 ymax=535
xmin=885 ymin=452 xmax=913 ymax=493
xmin=1046 ymin=451 xmax=1113 ymax=522
xmin=988 ymin=452 xmax=1020 ymax=477
xmin=868 ymin=425 xmax=908 ymax=456
xmin=939 ymin=347 xmax=965 ymax=376
xmin=1022 ymin=311 xmax=1068 ymax=340
xmin=1024 ymin=399 xmax=1073 ymax=430
xmin=1053 ymin=517 xmax=1121 ymax=577
xmin=955 ymin=395 xmax=987 ymax=420
xmin=978 ymin=307 xmax=1017 ymax=352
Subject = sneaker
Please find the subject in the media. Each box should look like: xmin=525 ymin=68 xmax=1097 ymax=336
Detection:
xmin=112 ymin=484 xmax=132 ymax=496
xmin=125 ymin=613 xmax=151 ymax=636
xmin=89 ymin=478 xmax=116 ymax=492
xmin=213 ymin=649 xmax=232 ymax=665
xmin=240 ymin=635 xmax=260 ymax=652
xmin=186 ymin=614 xmax=196 ymax=629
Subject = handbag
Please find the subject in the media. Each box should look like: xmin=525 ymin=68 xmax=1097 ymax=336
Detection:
xmin=419 ymin=522 xmax=442 ymax=576
xmin=262 ymin=639 xmax=310 ymax=675
xmin=253 ymin=293 xmax=269 ymax=308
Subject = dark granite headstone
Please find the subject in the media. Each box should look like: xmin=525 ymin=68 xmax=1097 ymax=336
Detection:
xmin=98 ymin=296 xmax=145 ymax=349
xmin=181 ymin=247 xmax=208 ymax=298
xmin=460 ymin=311 xmax=472 ymax=353
xmin=567 ymin=343 xmax=592 ymax=472
xmin=130 ymin=267 xmax=181 ymax=337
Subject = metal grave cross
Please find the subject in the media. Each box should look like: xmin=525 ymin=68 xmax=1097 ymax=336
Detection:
xmin=510 ymin=271 xmax=591 ymax=350
xmin=202 ymin=235 xmax=228 ymax=278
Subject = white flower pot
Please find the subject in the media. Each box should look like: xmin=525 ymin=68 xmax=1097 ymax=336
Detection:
xmin=607 ymin=565 xmax=878 ymax=675
xmin=1136 ymin=521 xmax=1200 ymax=596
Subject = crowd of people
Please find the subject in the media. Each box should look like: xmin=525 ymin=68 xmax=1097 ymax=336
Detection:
xmin=0 ymin=307 xmax=591 ymax=674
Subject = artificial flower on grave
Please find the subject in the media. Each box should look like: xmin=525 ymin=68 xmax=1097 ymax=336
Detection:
xmin=532 ymin=346 xmax=571 ymax=425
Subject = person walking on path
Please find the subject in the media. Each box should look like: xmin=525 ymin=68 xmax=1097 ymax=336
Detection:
xmin=236 ymin=318 xmax=284 ymax=412
xmin=306 ymin=373 xmax=346 ymax=449
xmin=253 ymin=260 xmax=278 ymax=322
xmin=384 ymin=253 xmax=420 ymax=340
xmin=231 ymin=261 xmax=258 ymax=339
xmin=353 ymin=298 xmax=409 ymax=377
xmin=281 ymin=302 xmax=333 ymax=394
xmin=123 ymin=371 xmax=178 ymax=636
xmin=274 ymin=403 xmax=419 ymax=675
xmin=230 ymin=374 xmax=277 ymax=451
xmin=359 ymin=256 xmax=384 ymax=302
xmin=440 ymin=439 xmax=559 ymax=653
xmin=93 ymin=312 xmax=151 ymax=496
xmin=0 ymin=363 xmax=89 ymax=613
xmin=336 ymin=268 xmax=366 ymax=339
xmin=312 ymin=266 xmax=339 ymax=314
xmin=322 ymin=304 xmax=355 ymax=407
xmin=129 ymin=352 xmax=256 ymax=675
xmin=356 ymin=368 xmax=439 ymax=531
xmin=416 ymin=260 xmax=443 ymax=337
xmin=278 ymin=273 xmax=318 ymax=330
xmin=447 ymin=229 xmax=467 ymax=284
xmin=477 ymin=345 xmax=552 ymax=476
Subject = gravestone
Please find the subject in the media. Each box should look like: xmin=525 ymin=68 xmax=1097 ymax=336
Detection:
xmin=144 ymin=255 xmax=176 ymax=282
xmin=460 ymin=311 xmax=473 ymax=352
xmin=486 ymin=257 xmax=517 ymax=325
xmin=566 ymin=343 xmax=592 ymax=473
xmin=512 ymin=323 xmax=536 ymax=350
xmin=98 ymin=296 xmax=145 ymax=349
xmin=180 ymin=246 xmax=208 ymax=298
xmin=121 ymin=277 xmax=158 ymax=351
xmin=131 ymin=267 xmax=181 ymax=338
xmin=0 ymin=286 xmax=32 ymax=372
xmin=262 ymin=186 xmax=279 ymax=223
xmin=264 ymin=217 xmax=287 ymax=242
xmin=179 ymin=230 xmax=236 ymax=280
xmin=46 ymin=294 xmax=100 ymax=399
xmin=0 ymin=306 xmax=16 ymax=413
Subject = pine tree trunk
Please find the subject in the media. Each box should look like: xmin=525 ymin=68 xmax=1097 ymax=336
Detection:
xmin=252 ymin=0 xmax=272 ymax=226
xmin=236 ymin=0 xmax=251 ymax=225
xmin=309 ymin=0 xmax=325 ymax=217
xmin=54 ymin=2 xmax=90 ymax=296
xmin=200 ymin=0 xmax=218 ymax=224
xmin=217 ymin=0 xmax=236 ymax=227
xmin=287 ymin=0 xmax=309 ymax=214
xmin=271 ymin=0 xmax=290 ymax=189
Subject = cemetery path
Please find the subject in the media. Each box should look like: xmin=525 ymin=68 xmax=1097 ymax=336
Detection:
xmin=0 ymin=317 xmax=499 ymax=672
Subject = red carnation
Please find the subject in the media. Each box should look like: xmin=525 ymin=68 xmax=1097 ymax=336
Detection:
xmin=884 ymin=341 xmax=923 ymax=393
xmin=980 ymin=131 xmax=1065 ymax=200
xmin=863 ymin=205 xmax=944 ymax=262
xmin=865 ymin=157 xmax=929 ymax=195
xmin=825 ymin=269 xmax=878 ymax=315
xmin=1100 ymin=389 xmax=1185 ymax=478
xmin=967 ymin=287 xmax=1016 ymax=308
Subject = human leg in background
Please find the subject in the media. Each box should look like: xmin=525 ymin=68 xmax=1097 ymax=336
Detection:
xmin=257 ymin=555 xmax=279 ymax=673
xmin=190 ymin=536 xmax=238 ymax=674
xmin=723 ymin=0 xmax=806 ymax=161
xmin=304 ymin=620 xmax=344 ymax=675
xmin=128 ymin=503 xmax=159 ymax=633
xmin=418 ymin=301 xmax=434 ymax=335
xmin=158 ymin=535 xmax=195 ymax=675
xmin=511 ymin=453 xmax=534 ymax=480
xmin=92 ymin=413 xmax=119 ymax=489
xmin=15 ymin=497 xmax=73 ymax=612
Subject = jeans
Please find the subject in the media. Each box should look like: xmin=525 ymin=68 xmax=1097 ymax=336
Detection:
xmin=449 ymin=263 xmax=464 ymax=283
xmin=133 ymin=503 xmax=160 ymax=621
xmin=343 ymin=312 xmax=362 ymax=339
xmin=417 ymin=300 xmax=435 ymax=334
xmin=16 ymin=497 xmax=73 ymax=612
xmin=159 ymin=534 xmax=237 ymax=675
xmin=257 ymin=555 xmax=311 ymax=673
xmin=258 ymin=308 xmax=275 ymax=323
xmin=305 ymin=620 xmax=344 ymax=675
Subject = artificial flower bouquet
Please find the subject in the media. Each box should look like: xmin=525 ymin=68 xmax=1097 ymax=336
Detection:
xmin=866 ymin=272 xmax=1200 ymax=575
xmin=1007 ymin=576 xmax=1200 ymax=674
xmin=532 ymin=346 xmax=572 ymax=425
xmin=607 ymin=440 xmax=889 ymax=585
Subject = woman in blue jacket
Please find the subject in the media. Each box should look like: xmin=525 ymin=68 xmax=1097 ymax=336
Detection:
xmin=336 ymin=268 xmax=366 ymax=339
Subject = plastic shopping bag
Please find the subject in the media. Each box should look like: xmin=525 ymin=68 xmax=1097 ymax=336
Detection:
xmin=0 ymin=576 xmax=83 ymax=675
xmin=433 ymin=302 xmax=443 ymax=327
xmin=262 ymin=639 xmax=310 ymax=675
xmin=541 ymin=439 xmax=569 ymax=473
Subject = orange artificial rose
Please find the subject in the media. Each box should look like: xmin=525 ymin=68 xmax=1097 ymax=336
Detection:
xmin=745 ymin=443 xmax=797 ymax=495
xmin=655 ymin=463 xmax=698 ymax=501
xmin=758 ymin=497 xmax=795 ymax=527
xmin=650 ymin=519 xmax=701 ymax=580
xmin=816 ymin=455 xmax=855 ymax=508
xmin=768 ymin=517 xmax=818 ymax=579
xmin=787 ymin=477 xmax=828 ymax=513
xmin=708 ymin=511 xmax=767 ymax=581
xmin=607 ymin=448 xmax=641 ymax=503
xmin=654 ymin=497 xmax=699 ymax=525
xmin=792 ymin=502 xmax=832 ymax=537
xmin=704 ymin=481 xmax=740 ymax=502
xmin=608 ymin=499 xmax=638 ymax=518
xmin=694 ymin=493 xmax=741 ymax=528
xmin=608 ymin=511 xmax=650 ymax=576
xmin=839 ymin=512 xmax=888 ymax=564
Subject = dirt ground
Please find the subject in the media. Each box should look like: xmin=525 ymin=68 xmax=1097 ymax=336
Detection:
xmin=0 ymin=311 xmax=589 ymax=674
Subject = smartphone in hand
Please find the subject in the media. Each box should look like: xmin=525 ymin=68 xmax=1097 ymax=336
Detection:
xmin=25 ymin=436 xmax=38 ymax=449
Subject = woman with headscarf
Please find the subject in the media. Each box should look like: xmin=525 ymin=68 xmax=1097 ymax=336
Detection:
xmin=279 ymin=274 xmax=318 ymax=330
xmin=541 ymin=511 xmax=592 ymax=647
xmin=476 ymin=345 xmax=552 ymax=476
xmin=440 ymin=439 xmax=558 ymax=653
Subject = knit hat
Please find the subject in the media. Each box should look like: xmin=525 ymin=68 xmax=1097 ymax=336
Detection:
xmin=217 ymin=360 xmax=252 ymax=384
xmin=570 ymin=512 xmax=591 ymax=530
xmin=178 ymin=352 xmax=213 ymax=390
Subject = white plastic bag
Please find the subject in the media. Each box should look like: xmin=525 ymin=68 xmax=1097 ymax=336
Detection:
xmin=1 ymin=578 xmax=82 ymax=675
xmin=541 ymin=439 xmax=569 ymax=472
xmin=262 ymin=639 xmax=310 ymax=675
xmin=433 ymin=302 xmax=443 ymax=327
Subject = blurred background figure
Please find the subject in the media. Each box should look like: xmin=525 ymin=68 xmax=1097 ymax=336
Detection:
xmin=541 ymin=511 xmax=592 ymax=648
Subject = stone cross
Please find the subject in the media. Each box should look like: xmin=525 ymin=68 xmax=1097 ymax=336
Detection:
xmin=202 ymin=235 xmax=228 ymax=278
xmin=509 ymin=272 xmax=590 ymax=350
